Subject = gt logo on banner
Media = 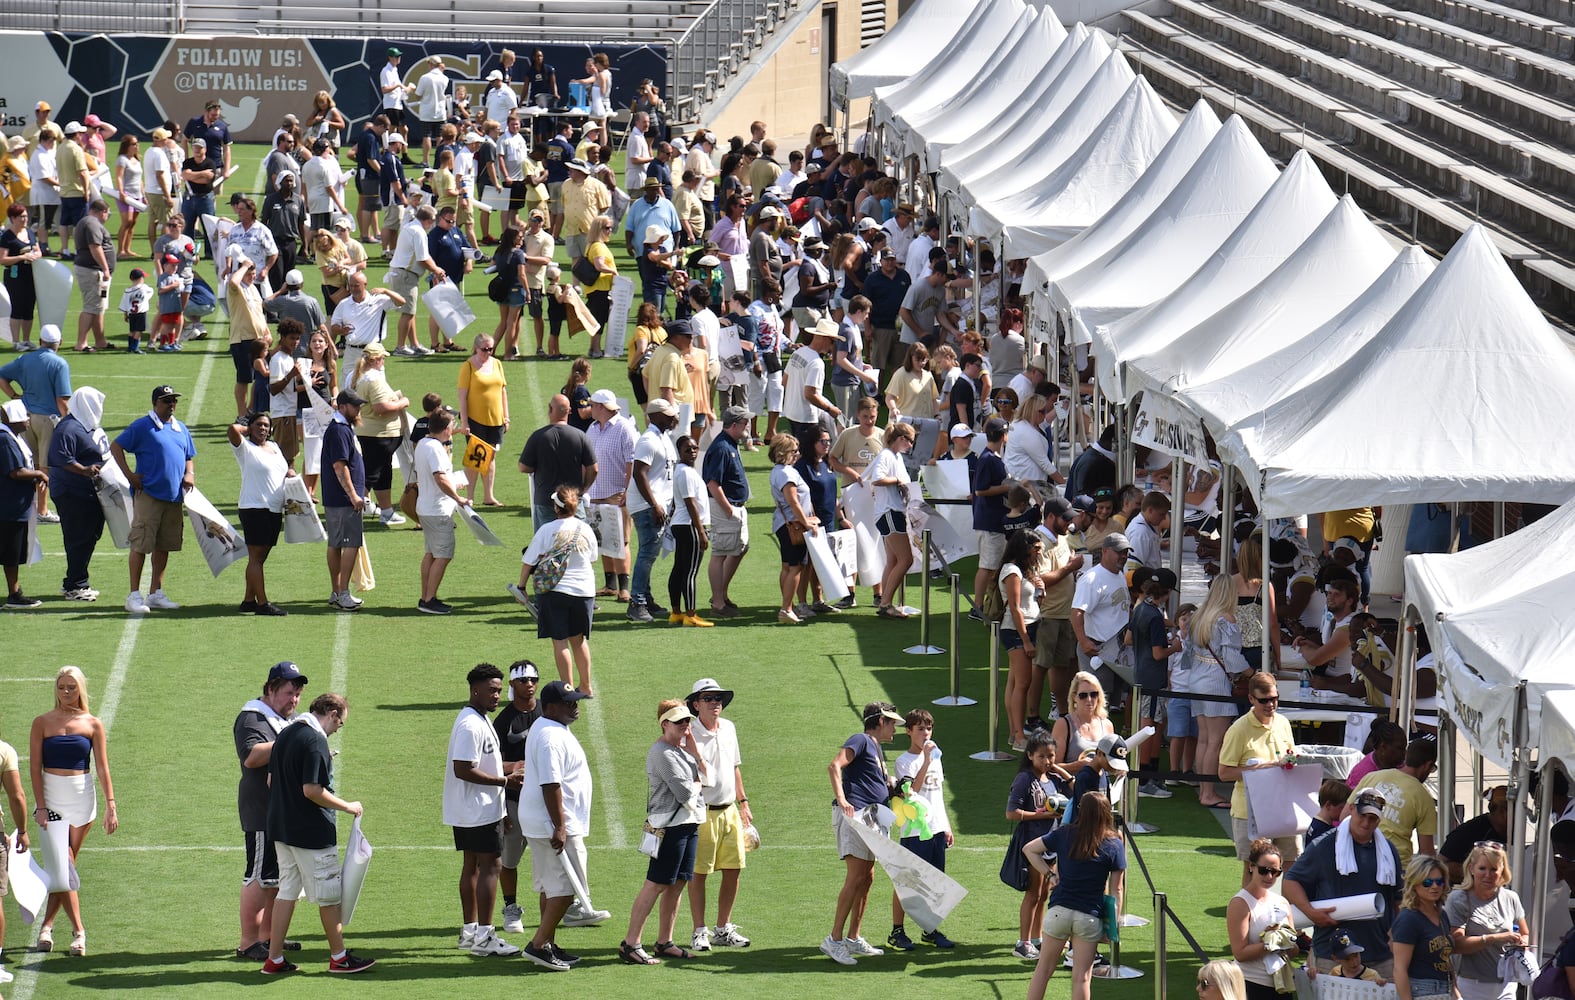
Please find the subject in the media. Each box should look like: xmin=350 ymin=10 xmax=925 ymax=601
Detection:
xmin=461 ymin=436 xmax=495 ymax=476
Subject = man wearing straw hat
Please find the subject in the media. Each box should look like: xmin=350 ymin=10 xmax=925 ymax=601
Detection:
xmin=684 ymin=678 xmax=753 ymax=952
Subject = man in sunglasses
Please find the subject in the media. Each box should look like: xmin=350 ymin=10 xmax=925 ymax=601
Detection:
xmin=1283 ymin=787 xmax=1401 ymax=979
xmin=684 ymin=678 xmax=752 ymax=952
xmin=1349 ymin=736 xmax=1437 ymax=867
xmin=1217 ymin=673 xmax=1300 ymax=883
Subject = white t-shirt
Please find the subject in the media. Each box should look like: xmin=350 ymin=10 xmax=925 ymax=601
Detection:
xmin=692 ymin=716 xmax=741 ymax=807
xmin=672 ymin=464 xmax=710 ymax=527
xmin=868 ymin=447 xmax=909 ymax=516
xmin=485 ymin=87 xmax=519 ymax=129
xmin=231 ymin=438 xmax=289 ymax=512
xmin=782 ymin=345 xmax=826 ymax=424
xmin=443 ymin=706 xmax=505 ymax=828
xmin=142 ymin=144 xmax=172 ymax=199
xmin=268 ymin=352 xmax=301 ymax=419
xmin=521 ymin=517 xmax=598 ymax=597
xmin=302 ymin=154 xmax=343 ymax=215
xmin=389 ymin=219 xmax=432 ymax=272
xmin=499 ymin=133 xmax=529 ymax=182
xmin=518 ymin=717 xmax=593 ymax=838
xmin=1072 ymin=563 xmax=1131 ymax=643
xmin=1000 ymin=562 xmax=1041 ymax=630
xmin=626 ymin=427 xmax=676 ymax=515
xmin=624 ymin=128 xmax=649 ymax=189
xmin=380 ymin=61 xmax=406 ymax=110
xmin=689 ymin=307 xmax=720 ymax=359
xmin=414 ymin=435 xmax=457 ymax=518
xmin=331 ymin=293 xmax=394 ymax=347
xmin=1125 ymin=513 xmax=1163 ymax=569
xmin=415 ymin=67 xmax=450 ymax=122
xmin=894 ymin=748 xmax=950 ymax=836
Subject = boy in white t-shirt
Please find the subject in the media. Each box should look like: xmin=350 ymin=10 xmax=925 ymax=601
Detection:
xmin=887 ymin=708 xmax=956 ymax=952
xmin=119 ymin=267 xmax=153 ymax=354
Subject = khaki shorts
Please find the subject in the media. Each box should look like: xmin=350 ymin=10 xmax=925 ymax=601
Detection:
xmin=75 ymin=266 xmax=111 ymax=315
xmin=1231 ymin=818 xmax=1300 ymax=868
xmin=833 ymin=806 xmax=876 ymax=862
xmin=1035 ymin=616 xmax=1078 ymax=671
xmin=0 ymin=830 xmax=9 ymax=895
xmin=1044 ymin=904 xmax=1103 ymax=943
xmin=977 ymin=530 xmax=1007 ymax=571
xmin=527 ymin=833 xmax=587 ymax=899
xmin=129 ymin=490 xmax=184 ymax=553
xmin=710 ymin=505 xmax=749 ymax=557
xmin=380 ymin=203 xmax=403 ymax=232
xmin=456 ymin=200 xmax=473 ymax=228
xmin=275 ymin=842 xmax=342 ymax=905
xmin=145 ymin=192 xmax=173 ymax=227
xmin=423 ymin=513 xmax=456 ymax=558
xmin=24 ymin=413 xmax=55 ymax=468
xmin=386 ymin=267 xmax=421 ymax=315
xmin=694 ymin=804 xmax=747 ymax=875
xmin=547 ymin=181 xmax=564 ymax=216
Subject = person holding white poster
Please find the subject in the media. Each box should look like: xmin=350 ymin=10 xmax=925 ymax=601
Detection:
xmin=110 ymin=384 xmax=195 ymax=614
xmin=1219 ymin=672 xmax=1300 ymax=879
xmin=822 ymin=702 xmax=903 ymax=966
xmin=227 ymin=412 xmax=292 ymax=616
xmin=29 ymin=665 xmax=116 ymax=958
xmin=869 ymin=423 xmax=916 ymax=620
xmin=0 ymin=717 xmax=30 ymax=983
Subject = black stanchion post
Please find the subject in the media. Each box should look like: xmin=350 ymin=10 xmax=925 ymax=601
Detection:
xmin=933 ymin=573 xmax=975 ymax=706
xmin=905 ymin=530 xmax=943 ymax=655
xmin=1154 ymin=891 xmax=1168 ymax=1000
xmin=970 ymin=621 xmax=1014 ymax=761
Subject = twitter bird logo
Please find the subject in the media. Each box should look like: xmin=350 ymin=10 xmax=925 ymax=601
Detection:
xmin=219 ymin=96 xmax=259 ymax=131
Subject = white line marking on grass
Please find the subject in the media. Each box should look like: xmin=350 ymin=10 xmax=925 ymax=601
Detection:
xmin=0 ymin=677 xmax=58 ymax=682
xmin=186 ymin=343 xmax=218 ymax=424
xmin=583 ymin=703 xmax=626 ymax=849
xmin=329 ymin=613 xmax=351 ymax=777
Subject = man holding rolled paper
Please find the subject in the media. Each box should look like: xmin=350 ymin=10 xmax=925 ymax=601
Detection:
xmin=1282 ymin=786 xmax=1401 ymax=978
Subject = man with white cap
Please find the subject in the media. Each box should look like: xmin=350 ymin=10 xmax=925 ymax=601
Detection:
xmin=414 ymin=55 xmax=451 ymax=168
xmin=54 ymin=122 xmax=91 ymax=256
xmin=493 ymin=659 xmax=542 ymax=934
xmin=585 ymin=389 xmax=637 ymax=602
xmin=782 ymin=317 xmax=843 ymax=449
xmin=626 ymin=399 xmax=680 ymax=623
xmin=559 ymin=158 xmax=608 ymax=263
xmin=749 ymin=205 xmax=784 ymax=299
xmin=264 ymin=269 xmax=328 ymax=341
xmin=684 ymin=130 xmax=719 ymax=228
xmin=376 ymin=133 xmax=411 ymax=255
xmin=0 ymin=398 xmax=46 ymax=607
xmin=0 ymin=323 xmax=69 ymax=523
xmin=685 ymin=678 xmax=753 ymax=951
xmin=1071 ymin=532 xmax=1134 ymax=686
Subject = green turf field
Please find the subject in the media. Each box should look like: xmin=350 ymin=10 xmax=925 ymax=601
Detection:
xmin=0 ymin=143 xmax=1247 ymax=998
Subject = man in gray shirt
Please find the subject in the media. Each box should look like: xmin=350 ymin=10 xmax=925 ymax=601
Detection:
xmin=72 ymin=199 xmax=115 ymax=351
xmin=265 ymin=269 xmax=328 ymax=344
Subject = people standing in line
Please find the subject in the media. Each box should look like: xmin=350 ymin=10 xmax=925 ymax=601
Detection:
xmin=1179 ymin=574 xmax=1249 ymax=808
xmin=625 ymin=399 xmax=679 ymax=624
xmin=110 ymin=384 xmax=195 ymax=614
xmin=869 ymin=422 xmax=915 ymax=620
xmin=1444 ymin=841 xmax=1529 ymax=1000
xmin=0 ymin=400 xmax=44 ymax=608
xmin=1000 ymin=529 xmax=1045 ymax=751
xmin=350 ymin=342 xmax=410 ymax=527
xmin=702 ymin=404 xmax=752 ymax=617
xmin=1218 ymin=673 xmax=1300 ymax=880
xmin=768 ymin=434 xmax=816 ymax=624
xmin=261 ymin=692 xmax=374 ymax=975
xmin=1389 ymin=855 xmax=1456 ymax=1000
xmin=683 ymin=678 xmax=752 ymax=952
xmin=233 ymin=661 xmax=307 ymax=961
xmin=1227 ymin=838 xmax=1297 ymax=1000
xmin=1281 ymin=787 xmax=1400 ymax=977
xmin=29 ymin=665 xmax=117 ymax=958
xmin=1007 ymin=733 xmax=1071 ymax=961
xmin=517 ymin=393 xmax=596 ymax=530
xmin=0 ymin=204 xmax=45 ymax=352
xmin=821 ymin=702 xmax=903 ymax=966
xmin=321 ymin=388 xmax=369 ymax=611
xmin=227 ymin=412 xmax=293 ymax=616
xmin=446 ymin=664 xmax=524 ymax=958
xmin=668 ymin=436 xmax=711 ymax=626
xmin=494 ymin=661 xmax=543 ymax=935
xmin=47 ymin=386 xmax=110 ymax=601
xmin=1031 ymin=496 xmax=1086 ymax=729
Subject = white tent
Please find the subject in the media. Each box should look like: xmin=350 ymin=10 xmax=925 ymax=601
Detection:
xmin=1090 ymin=150 xmax=1337 ymax=401
xmin=1047 ymin=115 xmax=1280 ymax=346
xmin=1405 ymin=497 xmax=1575 ymax=769
xmin=1540 ymin=690 xmax=1575 ymax=777
xmin=831 ymin=0 xmax=998 ymax=107
xmin=1221 ymin=226 xmax=1575 ymax=517
xmin=896 ymin=11 xmax=1067 ymax=162
xmin=957 ymin=49 xmax=1137 ymax=237
xmin=1022 ymin=100 xmax=1221 ymax=304
xmin=935 ymin=30 xmax=1114 ymax=200
xmin=1125 ymin=196 xmax=1400 ymax=402
xmin=1176 ymin=243 xmax=1435 ymax=441
xmin=976 ymin=76 xmax=1178 ymax=256
xmin=918 ymin=22 xmax=1090 ymax=176
xmin=872 ymin=0 xmax=1031 ymax=140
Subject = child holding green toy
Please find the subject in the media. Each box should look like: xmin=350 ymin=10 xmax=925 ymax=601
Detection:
xmin=888 ymin=708 xmax=956 ymax=951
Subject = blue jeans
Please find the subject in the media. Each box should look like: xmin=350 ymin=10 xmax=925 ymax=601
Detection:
xmin=181 ymin=194 xmax=216 ymax=255
xmin=631 ymin=508 xmax=661 ymax=606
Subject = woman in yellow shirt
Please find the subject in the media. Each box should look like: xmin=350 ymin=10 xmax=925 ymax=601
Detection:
xmin=458 ymin=332 xmax=509 ymax=506
xmin=884 ymin=342 xmax=938 ymax=423
xmin=627 ymin=301 xmax=665 ymax=411
xmin=351 ymin=343 xmax=411 ymax=524
xmin=582 ymin=214 xmax=616 ymax=360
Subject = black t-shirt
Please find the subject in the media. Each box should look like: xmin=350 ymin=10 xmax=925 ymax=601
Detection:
xmin=494 ymin=700 xmax=542 ymax=804
xmin=266 ymin=719 xmax=337 ymax=849
xmin=182 ymin=156 xmax=219 ymax=197
xmin=948 ymin=374 xmax=976 ymax=428
xmin=1128 ymin=599 xmax=1170 ymax=690
xmin=1439 ymin=812 xmax=1500 ymax=866
xmin=518 ymin=424 xmax=595 ymax=498
xmin=1 ymin=228 xmax=35 ymax=285
xmin=474 ymin=142 xmax=499 ymax=189
xmin=1002 ymin=503 xmax=1041 ymax=538
xmin=234 ymin=709 xmax=279 ymax=832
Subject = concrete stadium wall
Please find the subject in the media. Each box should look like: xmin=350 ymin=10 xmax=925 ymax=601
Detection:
xmin=0 ymin=31 xmax=666 ymax=143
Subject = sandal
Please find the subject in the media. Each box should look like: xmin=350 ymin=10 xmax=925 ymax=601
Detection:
xmin=596 ymin=587 xmax=617 ymax=597
xmin=619 ymin=941 xmax=661 ymax=965
xmin=653 ymin=941 xmax=692 ymax=960
xmin=877 ymin=605 xmax=909 ymax=620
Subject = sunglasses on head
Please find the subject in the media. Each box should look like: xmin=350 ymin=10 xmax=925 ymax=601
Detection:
xmin=1474 ymin=840 xmax=1505 ymax=851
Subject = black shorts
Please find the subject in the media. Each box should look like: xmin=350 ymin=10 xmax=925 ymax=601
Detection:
xmin=507 ymin=181 xmax=530 ymax=211
xmin=467 ymin=422 xmax=503 ymax=448
xmin=419 ymin=119 xmax=445 ymax=144
xmin=230 ymin=341 xmax=254 ymax=386
xmin=774 ymin=524 xmax=808 ymax=565
xmin=383 ymin=107 xmax=406 ymax=129
xmin=238 ymin=507 xmax=283 ymax=548
xmin=0 ymin=519 xmax=27 ymax=567
xmin=310 ymin=212 xmax=335 ymax=234
xmin=4 ymin=280 xmax=35 ymax=322
xmin=357 ymin=435 xmax=401 ymax=491
xmin=900 ymin=833 xmax=947 ymax=871
xmin=646 ymin=822 xmax=699 ymax=886
xmin=876 ymin=510 xmax=908 ymax=537
xmin=525 ymin=287 xmax=544 ymax=319
xmin=36 ymin=204 xmax=58 ymax=229
xmin=537 ymin=590 xmax=593 ymax=641
xmin=453 ymin=819 xmax=504 ymax=854
xmin=1002 ymin=620 xmax=1038 ymax=651
xmin=243 ymin=830 xmax=280 ymax=887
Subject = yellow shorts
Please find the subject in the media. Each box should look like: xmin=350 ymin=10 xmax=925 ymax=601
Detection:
xmin=693 ymin=803 xmax=747 ymax=875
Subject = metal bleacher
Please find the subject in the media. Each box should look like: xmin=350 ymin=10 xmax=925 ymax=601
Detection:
xmin=1117 ymin=0 xmax=1575 ymax=324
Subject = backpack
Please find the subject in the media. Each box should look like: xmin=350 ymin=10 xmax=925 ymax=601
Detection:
xmin=487 ymin=273 xmax=510 ymax=303
xmin=533 ymin=534 xmax=576 ymax=592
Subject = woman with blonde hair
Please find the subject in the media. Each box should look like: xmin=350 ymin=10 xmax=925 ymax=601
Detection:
xmin=1006 ymin=391 xmax=1063 ymax=502
xmin=1445 ymin=842 xmax=1528 ymax=1000
xmin=1232 ymin=533 xmax=1278 ymax=672
xmin=305 ymin=90 xmax=346 ymax=147
xmin=112 ymin=134 xmax=142 ymax=257
xmin=1198 ymin=959 xmax=1250 ymax=1000
xmin=769 ymin=434 xmax=817 ymax=624
xmin=313 ymin=228 xmax=351 ymax=312
xmin=458 ymin=332 xmax=509 ymax=505
xmin=582 ymin=214 xmax=616 ymax=358
xmin=351 ymin=343 xmax=411 ymax=525
xmin=1181 ymin=574 xmax=1249 ymax=808
xmin=1051 ymin=671 xmax=1116 ymax=775
xmin=29 ymin=665 xmax=117 ymax=956
xmin=1392 ymin=855 xmax=1456 ymax=1000
xmin=515 ymin=484 xmax=600 ymax=694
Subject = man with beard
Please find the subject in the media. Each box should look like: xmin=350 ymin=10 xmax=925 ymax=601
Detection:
xmin=234 ymin=661 xmax=308 ymax=961
xmin=447 ymin=663 xmax=524 ymax=957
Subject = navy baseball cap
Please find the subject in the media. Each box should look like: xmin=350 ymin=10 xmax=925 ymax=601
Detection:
xmin=267 ymin=661 xmax=309 ymax=685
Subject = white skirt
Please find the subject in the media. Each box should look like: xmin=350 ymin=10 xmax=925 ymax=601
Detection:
xmin=43 ymin=770 xmax=98 ymax=827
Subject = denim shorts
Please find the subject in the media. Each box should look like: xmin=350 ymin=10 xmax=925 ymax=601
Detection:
xmin=1166 ymin=696 xmax=1199 ymax=738
xmin=1002 ymin=621 xmax=1038 ymax=651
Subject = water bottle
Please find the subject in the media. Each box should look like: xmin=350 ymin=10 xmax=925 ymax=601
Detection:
xmin=928 ymin=744 xmax=943 ymax=762
xmin=1300 ymin=670 xmax=1312 ymax=697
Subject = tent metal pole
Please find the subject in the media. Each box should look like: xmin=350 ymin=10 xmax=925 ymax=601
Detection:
xmin=1220 ymin=463 xmax=1235 ymax=577
xmin=1493 ymin=501 xmax=1505 ymax=539
xmin=1395 ymin=615 xmax=1416 ymax=731
xmin=1261 ymin=474 xmax=1273 ymax=651
xmin=1170 ymin=456 xmax=1185 ymax=608
xmin=1508 ymin=683 xmax=1531 ymax=898
xmin=1532 ymin=763 xmax=1559 ymax=949
xmin=973 ymin=242 xmax=982 ymax=336
xmin=1472 ymin=748 xmax=1484 ymax=814
xmin=1435 ymin=711 xmax=1456 ymax=841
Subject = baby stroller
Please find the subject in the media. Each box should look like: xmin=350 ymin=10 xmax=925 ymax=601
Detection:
xmin=181 ymin=273 xmax=218 ymax=341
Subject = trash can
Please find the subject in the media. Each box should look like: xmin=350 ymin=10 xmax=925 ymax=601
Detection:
xmin=1295 ymin=744 xmax=1362 ymax=780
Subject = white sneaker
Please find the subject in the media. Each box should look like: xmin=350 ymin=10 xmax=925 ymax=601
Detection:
xmin=712 ymin=923 xmax=751 ymax=947
xmin=1013 ymin=940 xmax=1040 ymax=960
xmin=146 ymin=589 xmax=181 ymax=610
xmin=470 ymin=930 xmax=520 ymax=957
xmin=0 ymin=964 xmax=14 ymax=984
xmin=330 ymin=591 xmax=362 ymax=611
xmin=457 ymin=926 xmax=478 ymax=950
xmin=125 ymin=591 xmax=150 ymax=614
xmin=561 ymin=902 xmax=611 ymax=927
xmin=819 ymin=935 xmax=856 ymax=966
xmin=502 ymin=903 xmax=525 ymax=934
xmin=379 ymin=510 xmax=406 ymax=526
xmin=37 ymin=510 xmax=60 ymax=523
xmin=393 ymin=345 xmax=416 ymax=357
xmin=413 ymin=344 xmax=433 ymax=356
xmin=63 ymin=587 xmax=99 ymax=601
xmin=844 ymin=936 xmax=883 ymax=957
xmin=691 ymin=926 xmax=711 ymax=952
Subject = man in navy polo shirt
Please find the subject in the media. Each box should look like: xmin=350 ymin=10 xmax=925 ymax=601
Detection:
xmin=109 ymin=384 xmax=196 ymax=615
xmin=702 ymin=405 xmax=752 ymax=618
xmin=971 ymin=418 xmax=1011 ymax=623
xmin=426 ymin=205 xmax=473 ymax=353
xmin=185 ymin=101 xmax=234 ymax=192
xmin=544 ymin=121 xmax=575 ymax=238
xmin=354 ymin=115 xmax=389 ymax=245
xmin=0 ymin=399 xmax=47 ymax=608
xmin=321 ymin=389 xmax=368 ymax=611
